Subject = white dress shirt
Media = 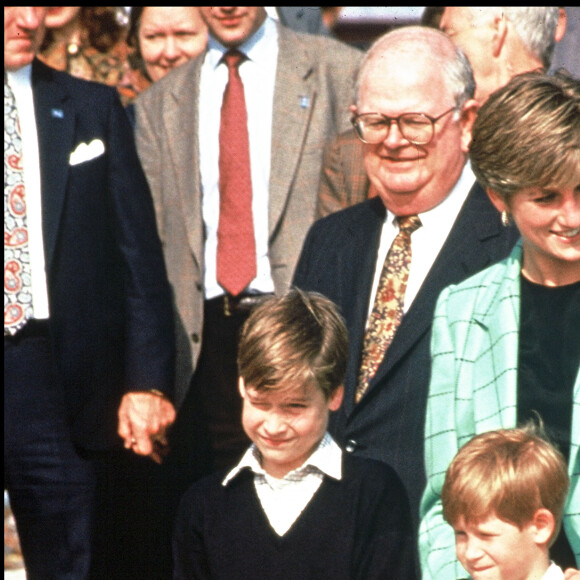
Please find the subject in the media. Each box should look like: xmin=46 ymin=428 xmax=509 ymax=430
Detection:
xmin=367 ymin=162 xmax=476 ymax=319
xmin=199 ymin=17 xmax=279 ymax=299
xmin=223 ymin=432 xmax=342 ymax=536
xmin=542 ymin=562 xmax=564 ymax=579
xmin=6 ymin=66 xmax=50 ymax=319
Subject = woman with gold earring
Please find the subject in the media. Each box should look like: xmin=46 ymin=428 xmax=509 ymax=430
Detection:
xmin=420 ymin=70 xmax=580 ymax=578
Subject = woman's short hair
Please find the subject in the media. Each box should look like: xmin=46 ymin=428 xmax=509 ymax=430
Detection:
xmin=470 ymin=70 xmax=580 ymax=201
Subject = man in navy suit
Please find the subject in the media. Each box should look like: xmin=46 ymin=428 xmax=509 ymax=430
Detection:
xmin=293 ymin=26 xmax=519 ymax=571
xmin=4 ymin=7 xmax=175 ymax=578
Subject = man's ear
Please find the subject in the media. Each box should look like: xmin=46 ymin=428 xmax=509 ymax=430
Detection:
xmin=328 ymin=385 xmax=344 ymax=411
xmin=458 ymin=99 xmax=479 ymax=152
xmin=238 ymin=377 xmax=246 ymax=398
xmin=491 ymin=11 xmax=508 ymax=58
xmin=555 ymin=7 xmax=567 ymax=43
xmin=530 ymin=508 xmax=556 ymax=546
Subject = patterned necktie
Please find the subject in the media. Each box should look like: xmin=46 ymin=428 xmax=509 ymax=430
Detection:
xmin=4 ymin=77 xmax=33 ymax=335
xmin=216 ymin=50 xmax=256 ymax=297
xmin=355 ymin=215 xmax=422 ymax=402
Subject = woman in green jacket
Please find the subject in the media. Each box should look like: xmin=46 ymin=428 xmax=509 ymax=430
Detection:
xmin=419 ymin=70 xmax=580 ymax=579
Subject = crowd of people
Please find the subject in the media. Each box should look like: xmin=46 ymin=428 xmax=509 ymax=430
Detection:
xmin=4 ymin=6 xmax=579 ymax=580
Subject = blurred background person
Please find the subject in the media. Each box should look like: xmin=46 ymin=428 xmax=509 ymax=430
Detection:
xmin=268 ymin=7 xmax=329 ymax=35
xmin=551 ymin=7 xmax=580 ymax=78
xmin=420 ymin=6 xmax=444 ymax=29
xmin=437 ymin=6 xmax=561 ymax=104
xmin=121 ymin=6 xmax=208 ymax=116
xmin=37 ymin=7 xmax=132 ymax=102
xmin=425 ymin=6 xmax=579 ymax=79
xmin=420 ymin=70 xmax=580 ymax=578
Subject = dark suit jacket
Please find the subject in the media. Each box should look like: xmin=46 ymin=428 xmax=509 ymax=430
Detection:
xmin=293 ymin=187 xmax=519 ymax=534
xmin=31 ymin=59 xmax=174 ymax=449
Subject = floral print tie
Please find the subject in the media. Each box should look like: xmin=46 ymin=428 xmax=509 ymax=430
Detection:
xmin=355 ymin=215 xmax=422 ymax=402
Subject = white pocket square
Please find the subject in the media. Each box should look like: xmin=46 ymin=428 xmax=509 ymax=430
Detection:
xmin=69 ymin=139 xmax=105 ymax=166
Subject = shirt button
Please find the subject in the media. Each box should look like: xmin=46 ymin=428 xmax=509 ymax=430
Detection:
xmin=191 ymin=333 xmax=200 ymax=343
xmin=345 ymin=439 xmax=357 ymax=453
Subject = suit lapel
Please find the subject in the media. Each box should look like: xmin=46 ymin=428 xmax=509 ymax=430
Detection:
xmin=474 ymin=245 xmax=521 ymax=428
xmin=165 ymin=59 xmax=204 ymax=268
xmin=340 ymin=199 xmax=385 ymax=415
xmin=269 ymin=25 xmax=316 ymax=236
xmin=32 ymin=59 xmax=75 ymax=275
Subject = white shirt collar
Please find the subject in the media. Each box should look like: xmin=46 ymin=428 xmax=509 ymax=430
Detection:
xmin=223 ymin=431 xmax=343 ymax=486
xmin=385 ymin=161 xmax=476 ymax=230
xmin=206 ymin=15 xmax=278 ymax=71
xmin=542 ymin=561 xmax=564 ymax=580
xmin=6 ymin=63 xmax=32 ymax=90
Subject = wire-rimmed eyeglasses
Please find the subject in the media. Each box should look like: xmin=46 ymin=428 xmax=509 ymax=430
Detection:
xmin=351 ymin=106 xmax=458 ymax=145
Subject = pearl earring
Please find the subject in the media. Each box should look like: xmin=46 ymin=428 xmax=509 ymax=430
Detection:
xmin=501 ymin=211 xmax=510 ymax=227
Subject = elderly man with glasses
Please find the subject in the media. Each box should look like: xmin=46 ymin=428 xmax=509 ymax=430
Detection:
xmin=292 ymin=26 xmax=519 ymax=574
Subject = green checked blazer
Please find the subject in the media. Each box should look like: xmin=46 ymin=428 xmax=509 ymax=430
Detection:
xmin=419 ymin=241 xmax=580 ymax=579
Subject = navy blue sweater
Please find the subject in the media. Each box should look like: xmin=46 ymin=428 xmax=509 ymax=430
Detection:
xmin=173 ymin=454 xmax=417 ymax=579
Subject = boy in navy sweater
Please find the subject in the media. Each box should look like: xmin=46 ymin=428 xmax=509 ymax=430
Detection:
xmin=173 ymin=289 xmax=417 ymax=579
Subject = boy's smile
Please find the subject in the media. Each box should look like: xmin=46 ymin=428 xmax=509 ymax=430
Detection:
xmin=453 ymin=512 xmax=552 ymax=580
xmin=239 ymin=378 xmax=343 ymax=479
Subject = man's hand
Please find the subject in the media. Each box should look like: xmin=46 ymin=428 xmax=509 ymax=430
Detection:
xmin=564 ymin=569 xmax=580 ymax=580
xmin=118 ymin=391 xmax=176 ymax=463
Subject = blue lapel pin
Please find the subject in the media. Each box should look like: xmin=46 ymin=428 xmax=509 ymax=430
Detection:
xmin=300 ymin=96 xmax=310 ymax=109
xmin=51 ymin=108 xmax=64 ymax=119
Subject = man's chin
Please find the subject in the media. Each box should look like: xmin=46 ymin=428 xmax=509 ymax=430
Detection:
xmin=5 ymin=52 xmax=36 ymax=71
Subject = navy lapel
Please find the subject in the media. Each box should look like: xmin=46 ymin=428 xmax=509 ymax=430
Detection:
xmin=31 ymin=59 xmax=75 ymax=275
xmin=340 ymin=198 xmax=385 ymax=415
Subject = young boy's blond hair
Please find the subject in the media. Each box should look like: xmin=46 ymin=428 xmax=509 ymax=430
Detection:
xmin=442 ymin=424 xmax=569 ymax=545
xmin=237 ymin=288 xmax=348 ymax=399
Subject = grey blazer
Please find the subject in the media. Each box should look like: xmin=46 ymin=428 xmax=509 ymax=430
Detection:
xmin=135 ymin=23 xmax=362 ymax=406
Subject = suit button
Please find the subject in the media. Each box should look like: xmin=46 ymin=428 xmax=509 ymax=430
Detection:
xmin=345 ymin=439 xmax=357 ymax=453
xmin=191 ymin=333 xmax=200 ymax=343
xmin=195 ymin=283 xmax=203 ymax=292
